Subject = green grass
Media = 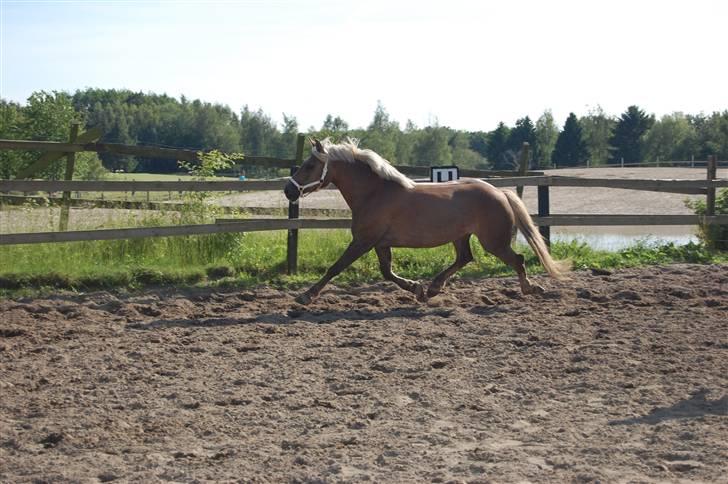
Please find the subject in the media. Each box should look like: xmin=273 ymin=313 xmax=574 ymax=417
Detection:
xmin=3 ymin=191 xmax=726 ymax=296
xmin=1 ymin=229 xmax=725 ymax=297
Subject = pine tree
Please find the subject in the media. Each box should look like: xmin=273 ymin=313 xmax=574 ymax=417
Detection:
xmin=552 ymin=113 xmax=589 ymax=167
xmin=468 ymin=131 xmax=489 ymax=159
xmin=487 ymin=122 xmax=511 ymax=169
xmin=508 ymin=116 xmax=536 ymax=154
xmin=609 ymin=105 xmax=654 ymax=164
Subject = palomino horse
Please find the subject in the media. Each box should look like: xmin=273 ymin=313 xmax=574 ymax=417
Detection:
xmin=284 ymin=138 xmax=567 ymax=305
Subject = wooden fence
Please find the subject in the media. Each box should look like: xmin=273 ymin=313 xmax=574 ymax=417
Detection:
xmin=1 ymin=134 xmax=727 ymax=273
xmin=3 ymin=176 xmax=725 ymax=197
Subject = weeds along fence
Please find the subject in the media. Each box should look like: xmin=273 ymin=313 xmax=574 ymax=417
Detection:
xmin=1 ymin=134 xmax=727 ymax=274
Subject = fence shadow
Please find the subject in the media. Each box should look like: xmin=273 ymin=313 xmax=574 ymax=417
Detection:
xmin=608 ymin=389 xmax=727 ymax=426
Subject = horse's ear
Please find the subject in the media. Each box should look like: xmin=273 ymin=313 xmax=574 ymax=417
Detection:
xmin=307 ymin=137 xmax=316 ymax=147
xmin=314 ymin=138 xmax=326 ymax=154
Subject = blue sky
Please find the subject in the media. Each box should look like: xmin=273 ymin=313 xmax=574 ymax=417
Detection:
xmin=1 ymin=0 xmax=727 ymax=132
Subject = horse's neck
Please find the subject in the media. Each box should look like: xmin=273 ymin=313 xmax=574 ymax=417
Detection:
xmin=330 ymin=159 xmax=384 ymax=212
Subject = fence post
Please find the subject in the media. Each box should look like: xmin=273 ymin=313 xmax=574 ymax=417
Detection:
xmin=537 ymin=183 xmax=551 ymax=247
xmin=59 ymin=122 xmax=79 ymax=231
xmin=287 ymin=134 xmax=305 ymax=274
xmin=516 ymin=142 xmax=530 ymax=199
xmin=707 ymin=155 xmax=717 ymax=217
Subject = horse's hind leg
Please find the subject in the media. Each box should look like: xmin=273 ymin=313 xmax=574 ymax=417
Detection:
xmin=426 ymin=235 xmax=473 ymax=299
xmin=375 ymin=246 xmax=427 ymax=302
xmin=478 ymin=236 xmax=544 ymax=295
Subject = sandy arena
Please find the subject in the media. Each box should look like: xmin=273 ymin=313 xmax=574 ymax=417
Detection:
xmin=1 ymin=264 xmax=727 ymax=482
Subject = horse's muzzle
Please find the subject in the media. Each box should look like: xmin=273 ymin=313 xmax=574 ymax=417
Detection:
xmin=284 ymin=181 xmax=300 ymax=202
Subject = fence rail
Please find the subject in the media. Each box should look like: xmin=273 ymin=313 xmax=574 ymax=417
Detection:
xmin=0 ymin=219 xmax=352 ymax=245
xmin=0 ymin=194 xmax=352 ymax=217
xmin=550 ymin=159 xmax=728 ymax=169
xmin=3 ymin=214 xmax=728 ymax=246
xmin=534 ymin=214 xmax=728 ymax=226
xmin=2 ymin=176 xmax=726 ymax=195
xmin=0 ymin=179 xmax=286 ymax=192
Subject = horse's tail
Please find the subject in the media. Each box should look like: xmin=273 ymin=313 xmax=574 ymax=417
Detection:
xmin=502 ymin=190 xmax=570 ymax=280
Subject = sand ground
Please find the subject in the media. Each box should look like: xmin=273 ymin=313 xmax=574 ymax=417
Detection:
xmin=1 ymin=264 xmax=726 ymax=482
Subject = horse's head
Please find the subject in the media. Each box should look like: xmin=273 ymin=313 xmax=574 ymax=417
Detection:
xmin=284 ymin=138 xmax=331 ymax=202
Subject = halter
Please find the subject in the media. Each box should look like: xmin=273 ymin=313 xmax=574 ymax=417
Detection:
xmin=288 ymin=150 xmax=329 ymax=203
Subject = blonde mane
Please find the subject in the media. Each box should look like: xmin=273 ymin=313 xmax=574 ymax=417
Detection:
xmin=319 ymin=138 xmax=415 ymax=189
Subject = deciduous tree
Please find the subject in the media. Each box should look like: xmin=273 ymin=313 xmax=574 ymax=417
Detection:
xmin=534 ymin=111 xmax=558 ymax=168
xmin=580 ymin=106 xmax=614 ymax=166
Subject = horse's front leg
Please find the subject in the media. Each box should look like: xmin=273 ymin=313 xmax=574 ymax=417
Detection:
xmin=375 ymin=246 xmax=428 ymax=302
xmin=295 ymin=240 xmax=373 ymax=305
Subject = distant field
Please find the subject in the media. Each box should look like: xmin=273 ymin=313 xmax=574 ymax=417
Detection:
xmin=106 ymin=172 xmax=238 ymax=181
xmin=0 ymin=206 xmax=181 ymax=234
xmin=0 ymin=172 xmax=240 ymax=233
xmin=12 ymin=172 xmax=243 ymax=204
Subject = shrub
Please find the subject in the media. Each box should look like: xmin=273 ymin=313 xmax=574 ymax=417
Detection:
xmin=686 ymin=188 xmax=728 ymax=250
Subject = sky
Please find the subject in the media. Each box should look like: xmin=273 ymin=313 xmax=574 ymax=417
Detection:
xmin=1 ymin=0 xmax=727 ymax=132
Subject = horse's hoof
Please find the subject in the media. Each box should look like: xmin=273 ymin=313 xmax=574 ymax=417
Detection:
xmin=415 ymin=284 xmax=429 ymax=303
xmin=295 ymin=292 xmax=313 ymax=305
xmin=426 ymin=284 xmax=442 ymax=299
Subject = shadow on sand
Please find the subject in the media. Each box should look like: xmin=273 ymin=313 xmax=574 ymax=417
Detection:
xmin=609 ymin=389 xmax=727 ymax=426
xmin=125 ymin=305 xmax=463 ymax=330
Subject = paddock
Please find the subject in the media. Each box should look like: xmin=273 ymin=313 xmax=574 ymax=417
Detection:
xmin=1 ymin=264 xmax=726 ymax=482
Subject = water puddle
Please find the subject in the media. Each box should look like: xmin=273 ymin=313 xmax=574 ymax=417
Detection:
xmin=519 ymin=226 xmax=699 ymax=251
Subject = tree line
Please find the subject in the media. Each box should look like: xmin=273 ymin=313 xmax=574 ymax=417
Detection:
xmin=1 ymin=88 xmax=727 ymax=179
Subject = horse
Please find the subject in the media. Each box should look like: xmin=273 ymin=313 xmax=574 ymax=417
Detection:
xmin=284 ymin=138 xmax=568 ymax=305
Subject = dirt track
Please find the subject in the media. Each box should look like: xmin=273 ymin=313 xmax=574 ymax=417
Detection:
xmin=1 ymin=264 xmax=727 ymax=483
